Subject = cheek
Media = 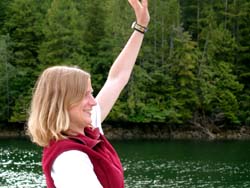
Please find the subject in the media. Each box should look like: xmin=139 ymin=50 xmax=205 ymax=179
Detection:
xmin=81 ymin=99 xmax=89 ymax=108
xmin=69 ymin=105 xmax=82 ymax=118
xmin=68 ymin=109 xmax=75 ymax=120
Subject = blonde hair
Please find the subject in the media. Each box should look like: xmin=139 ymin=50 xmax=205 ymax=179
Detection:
xmin=27 ymin=66 xmax=90 ymax=147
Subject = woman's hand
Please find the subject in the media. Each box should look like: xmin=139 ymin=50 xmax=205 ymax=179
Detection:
xmin=128 ymin=0 xmax=150 ymax=27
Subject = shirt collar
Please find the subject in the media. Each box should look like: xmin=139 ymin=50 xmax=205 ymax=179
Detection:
xmin=68 ymin=127 xmax=101 ymax=148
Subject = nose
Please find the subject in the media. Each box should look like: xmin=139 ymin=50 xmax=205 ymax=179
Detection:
xmin=89 ymin=94 xmax=97 ymax=106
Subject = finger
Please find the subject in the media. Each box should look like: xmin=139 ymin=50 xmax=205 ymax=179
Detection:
xmin=128 ymin=0 xmax=141 ymax=9
xmin=141 ymin=0 xmax=148 ymax=7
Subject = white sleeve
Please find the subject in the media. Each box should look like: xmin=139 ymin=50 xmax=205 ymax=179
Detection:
xmin=91 ymin=102 xmax=104 ymax=135
xmin=51 ymin=150 xmax=103 ymax=188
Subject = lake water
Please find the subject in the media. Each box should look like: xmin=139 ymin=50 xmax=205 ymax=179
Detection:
xmin=0 ymin=138 xmax=250 ymax=188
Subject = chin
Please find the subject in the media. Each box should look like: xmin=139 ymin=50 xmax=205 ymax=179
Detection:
xmin=83 ymin=120 xmax=92 ymax=127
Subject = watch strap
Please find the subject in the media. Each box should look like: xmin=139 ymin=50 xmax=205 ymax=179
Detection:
xmin=131 ymin=21 xmax=148 ymax=34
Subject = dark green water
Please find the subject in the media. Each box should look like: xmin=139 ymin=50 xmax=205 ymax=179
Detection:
xmin=0 ymin=138 xmax=250 ymax=188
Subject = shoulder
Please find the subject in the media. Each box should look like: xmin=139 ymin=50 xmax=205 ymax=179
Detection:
xmin=51 ymin=150 xmax=103 ymax=188
xmin=52 ymin=150 xmax=92 ymax=169
xmin=42 ymin=138 xmax=89 ymax=168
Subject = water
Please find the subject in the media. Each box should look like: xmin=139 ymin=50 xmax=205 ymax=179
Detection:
xmin=114 ymin=140 xmax=250 ymax=188
xmin=0 ymin=138 xmax=250 ymax=188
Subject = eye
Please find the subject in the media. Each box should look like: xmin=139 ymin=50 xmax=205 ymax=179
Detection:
xmin=85 ymin=91 xmax=93 ymax=97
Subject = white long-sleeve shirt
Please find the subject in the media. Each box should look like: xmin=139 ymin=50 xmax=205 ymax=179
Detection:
xmin=51 ymin=104 xmax=104 ymax=188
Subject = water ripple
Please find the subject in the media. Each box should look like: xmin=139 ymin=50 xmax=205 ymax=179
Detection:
xmin=1 ymin=139 xmax=250 ymax=188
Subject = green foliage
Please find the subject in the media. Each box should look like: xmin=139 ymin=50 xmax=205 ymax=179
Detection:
xmin=0 ymin=0 xmax=249 ymax=128
xmin=199 ymin=61 xmax=242 ymax=124
xmin=197 ymin=15 xmax=243 ymax=124
xmin=2 ymin=0 xmax=51 ymax=122
xmin=83 ymin=0 xmax=112 ymax=93
xmin=165 ymin=26 xmax=199 ymax=124
xmin=0 ymin=35 xmax=13 ymax=121
xmin=4 ymin=0 xmax=48 ymax=67
xmin=39 ymin=0 xmax=89 ymax=70
xmin=0 ymin=0 xmax=12 ymax=34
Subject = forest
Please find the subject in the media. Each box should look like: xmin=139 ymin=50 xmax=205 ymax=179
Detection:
xmin=0 ymin=0 xmax=249 ymax=129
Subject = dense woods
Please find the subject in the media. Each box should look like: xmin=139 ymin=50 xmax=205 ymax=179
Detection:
xmin=0 ymin=0 xmax=249 ymax=129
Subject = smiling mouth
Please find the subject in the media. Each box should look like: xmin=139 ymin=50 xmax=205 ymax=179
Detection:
xmin=83 ymin=110 xmax=92 ymax=115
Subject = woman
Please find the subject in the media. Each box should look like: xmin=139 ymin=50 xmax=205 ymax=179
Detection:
xmin=27 ymin=0 xmax=150 ymax=187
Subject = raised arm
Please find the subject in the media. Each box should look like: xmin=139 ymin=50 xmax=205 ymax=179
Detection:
xmin=96 ymin=0 xmax=150 ymax=122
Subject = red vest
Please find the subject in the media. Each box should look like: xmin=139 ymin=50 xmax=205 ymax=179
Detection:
xmin=42 ymin=127 xmax=124 ymax=188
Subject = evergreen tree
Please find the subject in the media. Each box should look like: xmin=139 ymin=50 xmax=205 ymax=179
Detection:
xmin=166 ymin=26 xmax=199 ymax=124
xmin=3 ymin=0 xmax=50 ymax=122
xmin=233 ymin=1 xmax=250 ymax=125
xmin=82 ymin=0 xmax=111 ymax=93
xmin=39 ymin=0 xmax=88 ymax=70
xmin=0 ymin=35 xmax=14 ymax=121
xmin=197 ymin=4 xmax=243 ymax=125
xmin=0 ymin=0 xmax=249 ymax=126
xmin=0 ymin=0 xmax=13 ymax=34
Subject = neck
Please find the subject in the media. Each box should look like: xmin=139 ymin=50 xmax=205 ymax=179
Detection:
xmin=65 ymin=128 xmax=85 ymax=136
xmin=66 ymin=124 xmax=93 ymax=136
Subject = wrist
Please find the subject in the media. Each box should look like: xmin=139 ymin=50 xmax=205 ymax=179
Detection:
xmin=131 ymin=21 xmax=148 ymax=34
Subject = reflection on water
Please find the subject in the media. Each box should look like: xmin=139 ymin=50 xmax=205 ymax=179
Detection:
xmin=123 ymin=159 xmax=250 ymax=188
xmin=114 ymin=140 xmax=250 ymax=188
xmin=0 ymin=139 xmax=250 ymax=188
xmin=0 ymin=141 xmax=45 ymax=188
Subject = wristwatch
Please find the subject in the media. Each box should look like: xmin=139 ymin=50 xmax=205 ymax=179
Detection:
xmin=131 ymin=21 xmax=148 ymax=34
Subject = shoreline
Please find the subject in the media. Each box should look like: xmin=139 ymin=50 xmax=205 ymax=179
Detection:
xmin=103 ymin=124 xmax=250 ymax=140
xmin=0 ymin=123 xmax=250 ymax=140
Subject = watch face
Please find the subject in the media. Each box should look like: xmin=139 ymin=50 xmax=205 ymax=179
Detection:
xmin=132 ymin=21 xmax=136 ymax=29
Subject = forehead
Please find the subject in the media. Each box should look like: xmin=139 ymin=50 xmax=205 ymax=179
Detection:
xmin=87 ymin=79 xmax=93 ymax=91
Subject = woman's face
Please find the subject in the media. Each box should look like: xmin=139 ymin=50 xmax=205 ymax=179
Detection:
xmin=68 ymin=79 xmax=97 ymax=133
